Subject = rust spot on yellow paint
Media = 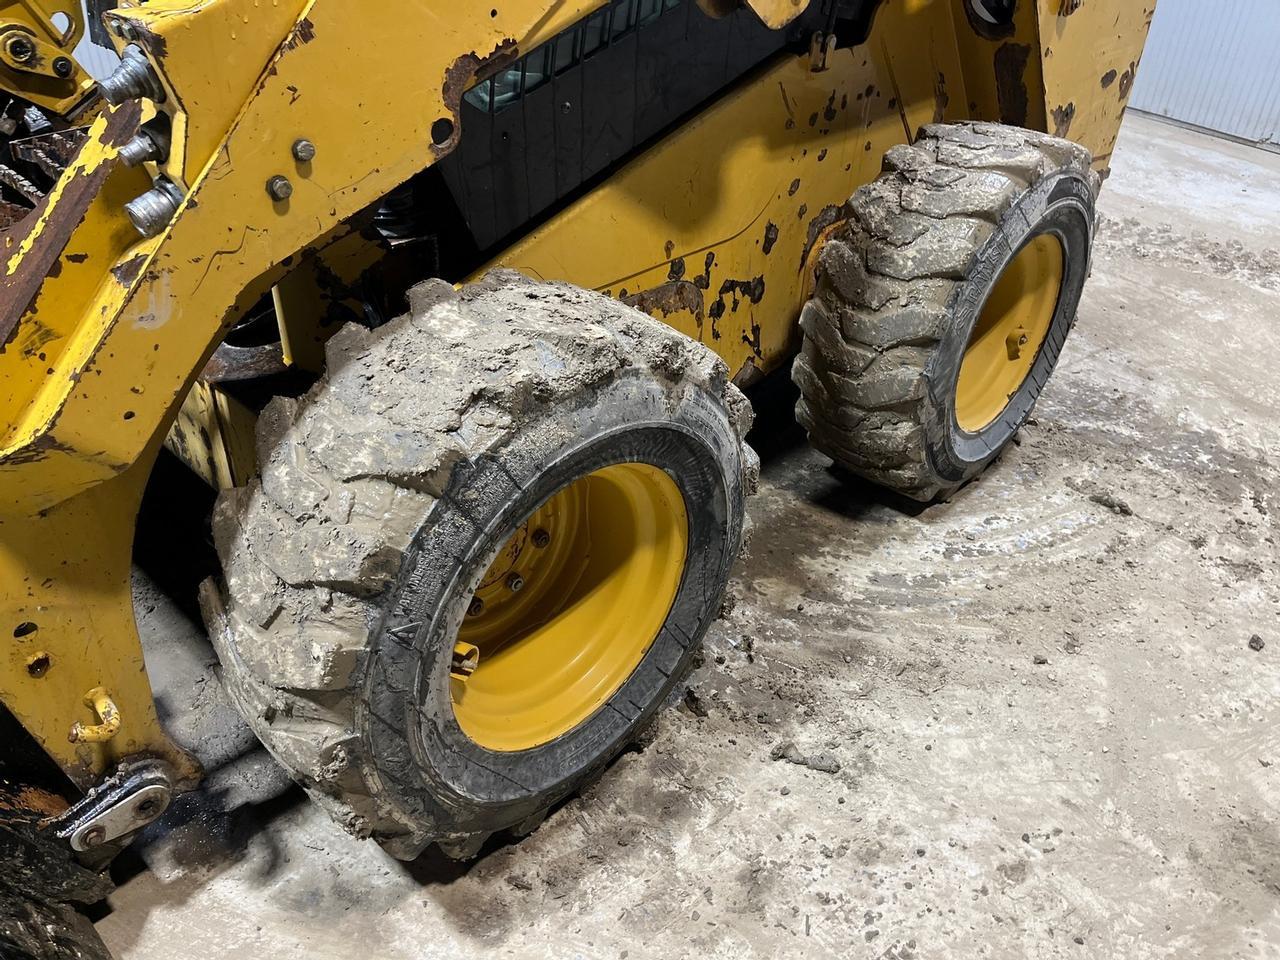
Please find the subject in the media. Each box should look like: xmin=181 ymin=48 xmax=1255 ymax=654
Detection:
xmin=111 ymin=254 xmax=147 ymax=287
xmin=623 ymin=280 xmax=706 ymax=324
xmin=933 ymin=72 xmax=950 ymax=124
xmin=1051 ymin=102 xmax=1076 ymax=138
xmin=994 ymin=43 xmax=1032 ymax=127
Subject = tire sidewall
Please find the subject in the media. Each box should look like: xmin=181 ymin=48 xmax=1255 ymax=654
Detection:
xmin=358 ymin=372 xmax=745 ymax=838
xmin=922 ymin=169 xmax=1095 ymax=484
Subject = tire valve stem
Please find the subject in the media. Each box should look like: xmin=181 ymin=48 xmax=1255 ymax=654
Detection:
xmin=531 ymin=529 xmax=551 ymax=549
xmin=1006 ymin=331 xmax=1029 ymax=361
xmin=451 ymin=642 xmax=480 ymax=681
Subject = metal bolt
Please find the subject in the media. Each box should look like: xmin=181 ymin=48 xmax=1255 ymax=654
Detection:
xmin=124 ymin=178 xmax=184 ymax=238
xmin=467 ymin=597 xmax=485 ymax=617
xmin=118 ymin=122 xmax=170 ymax=167
xmin=291 ymin=138 xmax=316 ymax=162
xmin=6 ymin=35 xmax=35 ymax=63
xmin=531 ymin=529 xmax=551 ymax=549
xmin=98 ymin=45 xmax=165 ymax=105
xmin=266 ymin=175 xmax=293 ymax=201
xmin=52 ymin=56 xmax=73 ymax=78
xmin=506 ymin=573 xmax=525 ymax=593
xmin=81 ymin=826 xmax=107 ymax=848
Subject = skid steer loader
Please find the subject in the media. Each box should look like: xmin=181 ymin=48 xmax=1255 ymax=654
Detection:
xmin=0 ymin=0 xmax=1153 ymax=953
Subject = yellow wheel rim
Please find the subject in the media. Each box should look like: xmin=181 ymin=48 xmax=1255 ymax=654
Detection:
xmin=450 ymin=463 xmax=689 ymax=752
xmin=954 ymin=233 xmax=1065 ymax=433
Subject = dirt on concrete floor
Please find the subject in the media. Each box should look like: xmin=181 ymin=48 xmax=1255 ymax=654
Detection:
xmin=97 ymin=112 xmax=1280 ymax=959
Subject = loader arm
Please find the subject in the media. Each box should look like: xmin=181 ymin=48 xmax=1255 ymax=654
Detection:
xmin=0 ymin=0 xmax=608 ymax=790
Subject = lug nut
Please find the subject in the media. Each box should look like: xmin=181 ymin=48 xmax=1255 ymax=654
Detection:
xmin=291 ymin=138 xmax=316 ymax=162
xmin=118 ymin=121 xmax=170 ymax=167
xmin=5 ymin=35 xmax=35 ymax=64
xmin=98 ymin=45 xmax=165 ymax=105
xmin=467 ymin=597 xmax=485 ymax=617
xmin=531 ymin=529 xmax=551 ymax=549
xmin=266 ymin=175 xmax=293 ymax=201
xmin=124 ymin=178 xmax=184 ymax=238
xmin=506 ymin=573 xmax=524 ymax=593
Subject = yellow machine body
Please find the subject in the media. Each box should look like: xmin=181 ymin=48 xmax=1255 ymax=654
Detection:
xmin=0 ymin=0 xmax=1154 ymax=790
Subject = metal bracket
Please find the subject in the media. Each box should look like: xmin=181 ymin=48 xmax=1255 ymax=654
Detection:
xmin=52 ymin=759 xmax=175 ymax=853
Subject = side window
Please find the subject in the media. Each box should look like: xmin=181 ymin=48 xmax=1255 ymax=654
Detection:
xmin=492 ymin=64 xmax=523 ymax=111
xmin=463 ymin=80 xmax=492 ymax=113
xmin=637 ymin=0 xmax=662 ymax=27
xmin=611 ymin=0 xmax=634 ymax=38
xmin=459 ymin=0 xmax=683 ymax=115
xmin=524 ymin=45 xmax=552 ymax=94
xmin=582 ymin=10 xmax=608 ymax=58
xmin=553 ymin=28 xmax=579 ymax=74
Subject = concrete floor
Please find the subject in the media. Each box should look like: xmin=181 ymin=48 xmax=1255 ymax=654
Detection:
xmin=98 ymin=112 xmax=1280 ymax=959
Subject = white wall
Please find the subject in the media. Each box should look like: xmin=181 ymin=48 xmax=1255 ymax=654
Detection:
xmin=1129 ymin=0 xmax=1280 ymax=148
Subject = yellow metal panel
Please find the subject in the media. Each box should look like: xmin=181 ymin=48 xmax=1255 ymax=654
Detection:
xmin=0 ymin=1 xmax=605 ymax=787
xmin=164 ymin=380 xmax=257 ymax=489
xmin=1036 ymin=0 xmax=1157 ymax=176
xmin=947 ymin=0 xmax=1047 ymax=131
xmin=745 ymin=0 xmax=816 ymax=29
xmin=0 ymin=0 xmax=96 ymax=115
xmin=493 ymin=1 xmax=968 ymax=382
xmin=0 ymin=107 xmax=153 ymax=456
xmin=0 ymin=445 xmax=200 ymax=788
xmin=105 ymin=0 xmax=311 ymax=186
xmin=0 ymin=1 xmax=606 ymax=512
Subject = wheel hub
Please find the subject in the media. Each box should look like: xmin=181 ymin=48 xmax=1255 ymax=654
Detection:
xmin=451 ymin=463 xmax=689 ymax=752
xmin=955 ymin=233 xmax=1065 ymax=433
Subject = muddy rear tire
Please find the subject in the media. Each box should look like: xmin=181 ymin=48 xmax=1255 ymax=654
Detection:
xmin=793 ymin=122 xmax=1099 ymax=501
xmin=205 ymin=271 xmax=756 ymax=860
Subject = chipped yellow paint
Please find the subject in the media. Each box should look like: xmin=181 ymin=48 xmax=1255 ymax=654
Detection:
xmin=164 ymin=380 xmax=257 ymax=489
xmin=0 ymin=442 xmax=201 ymax=787
xmin=493 ymin=1 xmax=968 ymax=382
xmin=0 ymin=0 xmax=607 ymax=788
xmin=0 ymin=0 xmax=1150 ymax=790
xmin=745 ymin=0 xmax=816 ymax=29
xmin=1036 ymin=0 xmax=1157 ymax=175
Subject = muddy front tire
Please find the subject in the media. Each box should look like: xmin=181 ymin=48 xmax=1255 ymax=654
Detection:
xmin=793 ymin=122 xmax=1099 ymax=501
xmin=205 ymin=271 xmax=756 ymax=859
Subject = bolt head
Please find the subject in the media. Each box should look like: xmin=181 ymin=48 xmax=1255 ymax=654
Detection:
xmin=531 ymin=529 xmax=551 ymax=549
xmin=6 ymin=35 xmax=35 ymax=63
xmin=266 ymin=175 xmax=293 ymax=202
xmin=506 ymin=573 xmax=525 ymax=593
xmin=82 ymin=826 xmax=107 ymax=848
xmin=53 ymin=57 xmax=73 ymax=78
xmin=291 ymin=138 xmax=317 ymax=162
xmin=467 ymin=597 xmax=485 ymax=617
